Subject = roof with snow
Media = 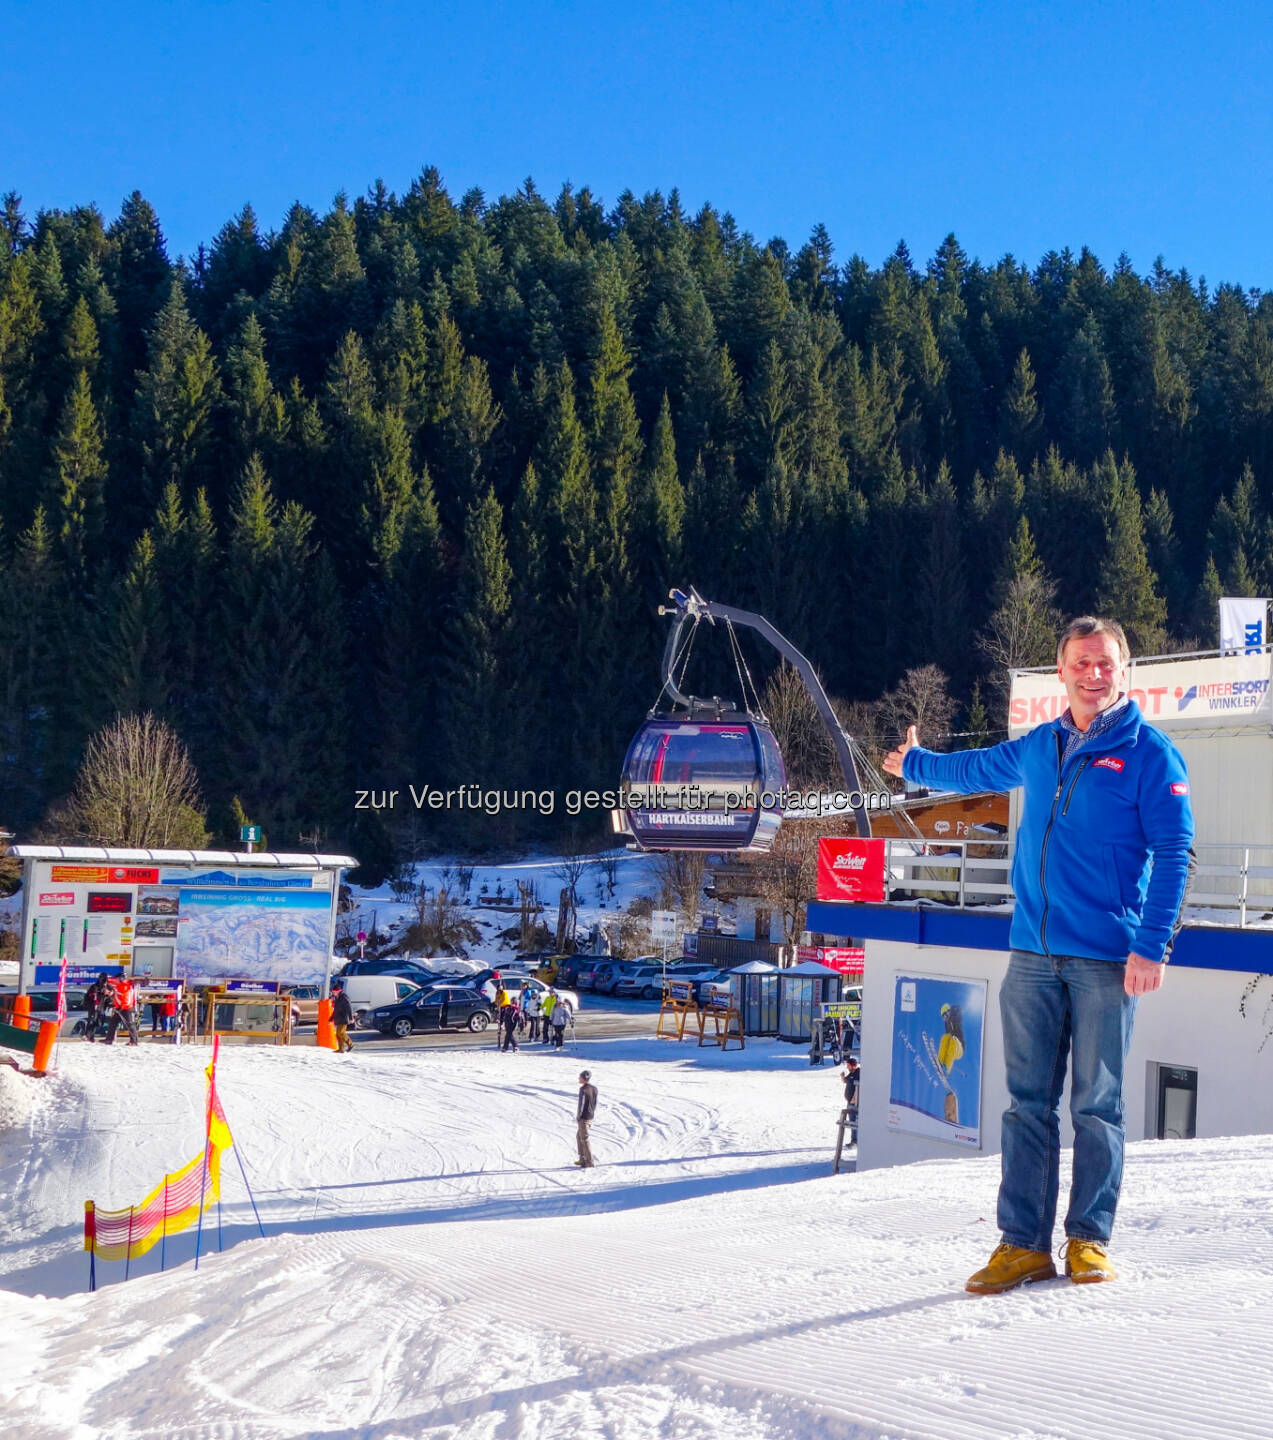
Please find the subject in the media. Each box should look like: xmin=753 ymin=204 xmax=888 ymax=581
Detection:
xmin=12 ymin=845 xmax=355 ymax=869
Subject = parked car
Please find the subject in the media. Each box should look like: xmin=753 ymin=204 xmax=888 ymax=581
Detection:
xmin=553 ymin=955 xmax=592 ymax=987
xmin=338 ymin=957 xmax=446 ymax=984
xmin=341 ymin=975 xmax=425 ymax=1024
xmin=369 ymin=983 xmax=493 ymax=1038
xmin=284 ymin=984 xmax=322 ymax=1025
xmin=699 ymin=979 xmax=734 ymax=1008
xmin=574 ymin=959 xmax=609 ymax=992
xmin=691 ymin=970 xmax=732 ymax=1003
xmin=590 ymin=960 xmax=630 ymax=995
xmin=9 ymin=987 xmax=89 ymax=1013
xmin=660 ymin=966 xmax=727 ymax=1002
xmin=612 ymin=965 xmax=666 ymax=1001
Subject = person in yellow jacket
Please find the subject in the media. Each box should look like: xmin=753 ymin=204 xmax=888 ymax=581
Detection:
xmin=540 ymin=989 xmax=556 ymax=1044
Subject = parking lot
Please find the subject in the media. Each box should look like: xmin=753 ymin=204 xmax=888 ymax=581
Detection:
xmin=337 ymin=993 xmax=662 ymax=1052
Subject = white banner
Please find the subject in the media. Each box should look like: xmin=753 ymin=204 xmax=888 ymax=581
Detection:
xmin=1219 ymin=597 xmax=1269 ymax=655
xmin=1009 ymin=651 xmax=1273 ymax=734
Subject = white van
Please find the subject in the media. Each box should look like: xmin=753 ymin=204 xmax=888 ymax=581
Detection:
xmin=340 ymin=975 xmax=427 ymax=1024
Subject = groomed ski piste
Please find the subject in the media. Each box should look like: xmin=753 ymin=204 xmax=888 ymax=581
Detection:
xmin=3 ymin=1033 xmax=1273 ymax=1440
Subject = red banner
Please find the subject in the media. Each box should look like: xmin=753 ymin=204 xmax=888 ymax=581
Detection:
xmin=817 ymin=838 xmax=887 ymax=903
xmin=51 ymin=865 xmax=159 ymax=884
xmin=796 ymin=944 xmax=865 ymax=974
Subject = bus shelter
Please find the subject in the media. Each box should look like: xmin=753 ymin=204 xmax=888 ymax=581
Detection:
xmin=727 ymin=960 xmax=779 ymax=1036
xmin=777 ymin=960 xmax=845 ymax=1042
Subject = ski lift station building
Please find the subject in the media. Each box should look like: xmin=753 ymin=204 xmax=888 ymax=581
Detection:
xmin=807 ymin=645 xmax=1273 ymax=1173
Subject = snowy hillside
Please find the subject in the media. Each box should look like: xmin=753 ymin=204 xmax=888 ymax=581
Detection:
xmin=3 ymin=1037 xmax=1272 ymax=1440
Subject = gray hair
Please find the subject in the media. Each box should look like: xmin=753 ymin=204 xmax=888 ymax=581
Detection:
xmin=1057 ymin=616 xmax=1130 ymax=667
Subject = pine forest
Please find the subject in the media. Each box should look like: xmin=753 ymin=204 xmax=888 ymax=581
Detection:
xmin=2 ymin=173 xmax=1271 ymax=868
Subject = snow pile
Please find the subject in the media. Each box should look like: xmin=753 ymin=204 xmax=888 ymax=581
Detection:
xmin=0 ymin=1061 xmax=39 ymax=1132
xmin=3 ymin=1038 xmax=1273 ymax=1439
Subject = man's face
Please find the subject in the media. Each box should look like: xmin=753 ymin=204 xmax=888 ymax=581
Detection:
xmin=1058 ymin=632 xmax=1127 ymax=730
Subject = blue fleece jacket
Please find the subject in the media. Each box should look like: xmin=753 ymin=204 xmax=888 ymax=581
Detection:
xmin=902 ymin=700 xmax=1194 ymax=964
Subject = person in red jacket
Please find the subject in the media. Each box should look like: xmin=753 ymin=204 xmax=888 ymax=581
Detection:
xmin=105 ymin=975 xmax=140 ymax=1046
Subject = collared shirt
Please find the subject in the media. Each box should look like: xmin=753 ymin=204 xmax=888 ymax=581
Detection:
xmin=1059 ymin=694 xmax=1129 ymax=766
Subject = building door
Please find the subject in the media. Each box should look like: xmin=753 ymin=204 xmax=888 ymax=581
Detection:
xmin=1156 ymin=1065 xmax=1198 ymax=1140
xmin=132 ymin=944 xmax=174 ymax=979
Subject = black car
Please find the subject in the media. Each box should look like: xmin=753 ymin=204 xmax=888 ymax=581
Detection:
xmin=370 ymin=983 xmax=493 ymax=1039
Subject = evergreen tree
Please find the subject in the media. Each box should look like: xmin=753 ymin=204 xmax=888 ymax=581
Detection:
xmin=0 ymin=509 xmax=71 ymax=820
xmin=215 ymin=457 xmax=349 ymax=843
xmin=132 ymin=278 xmax=221 ymax=513
xmin=439 ymin=487 xmax=516 ymax=840
xmin=224 ymin=312 xmax=286 ymax=465
xmin=1000 ymin=348 xmax=1043 ymax=461
xmin=1093 ymin=453 xmax=1167 ymax=653
xmin=99 ymin=530 xmax=168 ymax=717
xmin=50 ymin=368 xmax=107 ymax=583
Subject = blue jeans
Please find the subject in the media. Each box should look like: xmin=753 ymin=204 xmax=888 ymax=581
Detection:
xmin=998 ymin=949 xmax=1138 ymax=1250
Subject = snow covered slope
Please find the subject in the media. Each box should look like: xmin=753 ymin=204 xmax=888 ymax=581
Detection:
xmin=2 ymin=1040 xmax=1272 ymax=1440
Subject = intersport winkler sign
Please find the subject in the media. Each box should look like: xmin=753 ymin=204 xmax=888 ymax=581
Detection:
xmin=1008 ymin=652 xmax=1272 ymax=735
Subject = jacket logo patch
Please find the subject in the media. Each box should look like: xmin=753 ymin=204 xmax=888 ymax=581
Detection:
xmin=1170 ymin=782 xmax=1190 ymax=795
xmin=1093 ymin=756 xmax=1125 ymax=772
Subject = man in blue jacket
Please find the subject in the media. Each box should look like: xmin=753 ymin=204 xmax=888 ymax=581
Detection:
xmin=884 ymin=617 xmax=1193 ymax=1293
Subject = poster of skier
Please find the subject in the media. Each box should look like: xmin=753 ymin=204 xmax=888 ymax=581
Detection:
xmin=887 ymin=974 xmax=987 ymax=1148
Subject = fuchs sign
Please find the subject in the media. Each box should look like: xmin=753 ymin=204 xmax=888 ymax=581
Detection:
xmin=816 ymin=838 xmax=887 ymax=904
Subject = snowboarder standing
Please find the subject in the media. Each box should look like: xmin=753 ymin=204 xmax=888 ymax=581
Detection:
xmin=575 ymin=1070 xmax=597 ymax=1167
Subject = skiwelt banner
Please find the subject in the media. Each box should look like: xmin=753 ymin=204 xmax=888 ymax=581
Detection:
xmin=1008 ymin=652 xmax=1273 ymax=734
xmin=816 ymin=838 xmax=887 ymax=903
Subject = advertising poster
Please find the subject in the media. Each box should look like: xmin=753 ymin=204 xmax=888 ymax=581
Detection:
xmin=1009 ymin=651 xmax=1272 ymax=734
xmin=888 ymin=973 xmax=987 ymax=1148
xmin=174 ymin=888 xmax=331 ymax=985
xmin=816 ymin=838 xmax=887 ymax=902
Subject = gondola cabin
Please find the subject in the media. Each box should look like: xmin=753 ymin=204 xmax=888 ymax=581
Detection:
xmin=617 ymin=717 xmax=787 ymax=852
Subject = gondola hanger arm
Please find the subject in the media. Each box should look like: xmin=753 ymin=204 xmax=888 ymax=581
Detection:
xmin=656 ymin=587 xmax=873 ymax=838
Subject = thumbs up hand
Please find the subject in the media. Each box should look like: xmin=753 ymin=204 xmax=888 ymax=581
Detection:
xmin=883 ymin=725 xmax=919 ymax=778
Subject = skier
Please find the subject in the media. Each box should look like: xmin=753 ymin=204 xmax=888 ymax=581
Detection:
xmin=575 ymin=1070 xmax=597 ymax=1167
xmin=550 ymin=995 xmax=570 ymax=1049
xmin=500 ymin=998 xmax=520 ymax=1052
xmin=105 ymin=974 xmax=140 ymax=1046
xmin=540 ymin=989 xmax=557 ymax=1044
xmin=82 ymin=975 xmax=108 ymax=1042
xmin=524 ymin=986 xmax=542 ymax=1042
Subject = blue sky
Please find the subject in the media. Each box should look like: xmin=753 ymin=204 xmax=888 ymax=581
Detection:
xmin=6 ymin=0 xmax=1273 ymax=286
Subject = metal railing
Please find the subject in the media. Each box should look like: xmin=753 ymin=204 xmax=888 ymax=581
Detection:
xmin=883 ymin=840 xmax=1273 ymax=929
